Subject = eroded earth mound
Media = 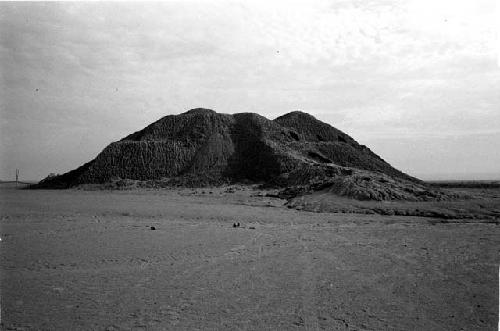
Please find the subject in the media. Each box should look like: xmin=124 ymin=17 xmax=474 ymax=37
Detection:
xmin=35 ymin=108 xmax=445 ymax=201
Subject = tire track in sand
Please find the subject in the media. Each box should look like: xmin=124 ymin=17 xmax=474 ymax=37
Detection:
xmin=298 ymin=234 xmax=319 ymax=331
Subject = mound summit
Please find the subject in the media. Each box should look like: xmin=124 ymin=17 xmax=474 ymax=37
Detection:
xmin=36 ymin=108 xmax=442 ymax=201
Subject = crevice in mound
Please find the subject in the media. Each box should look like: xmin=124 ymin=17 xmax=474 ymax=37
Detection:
xmin=307 ymin=151 xmax=332 ymax=164
xmin=224 ymin=114 xmax=283 ymax=182
xmin=288 ymin=130 xmax=300 ymax=141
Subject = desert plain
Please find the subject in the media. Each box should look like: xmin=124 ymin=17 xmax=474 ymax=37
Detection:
xmin=1 ymin=185 xmax=499 ymax=330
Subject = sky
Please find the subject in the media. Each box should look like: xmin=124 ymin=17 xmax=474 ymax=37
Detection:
xmin=1 ymin=0 xmax=499 ymax=181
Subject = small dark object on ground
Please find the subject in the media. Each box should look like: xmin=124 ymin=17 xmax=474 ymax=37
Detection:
xmin=150 ymin=226 xmax=156 ymax=230
xmin=233 ymin=222 xmax=241 ymax=228
xmin=249 ymin=226 xmax=255 ymax=229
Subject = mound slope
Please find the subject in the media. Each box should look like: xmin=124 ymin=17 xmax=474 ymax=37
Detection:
xmin=36 ymin=108 xmax=438 ymax=201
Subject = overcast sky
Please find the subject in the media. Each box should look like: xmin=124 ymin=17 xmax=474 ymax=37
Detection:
xmin=1 ymin=0 xmax=499 ymax=181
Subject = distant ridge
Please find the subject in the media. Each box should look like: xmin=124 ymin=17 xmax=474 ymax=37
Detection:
xmin=0 ymin=181 xmax=33 ymax=185
xmin=35 ymin=108 xmax=444 ymax=201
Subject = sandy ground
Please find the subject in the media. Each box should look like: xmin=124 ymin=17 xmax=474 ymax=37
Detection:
xmin=1 ymin=187 xmax=499 ymax=330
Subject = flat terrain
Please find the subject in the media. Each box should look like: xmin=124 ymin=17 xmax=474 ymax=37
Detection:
xmin=1 ymin=187 xmax=499 ymax=330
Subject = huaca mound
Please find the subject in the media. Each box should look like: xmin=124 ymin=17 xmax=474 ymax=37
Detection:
xmin=35 ymin=108 xmax=444 ymax=201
